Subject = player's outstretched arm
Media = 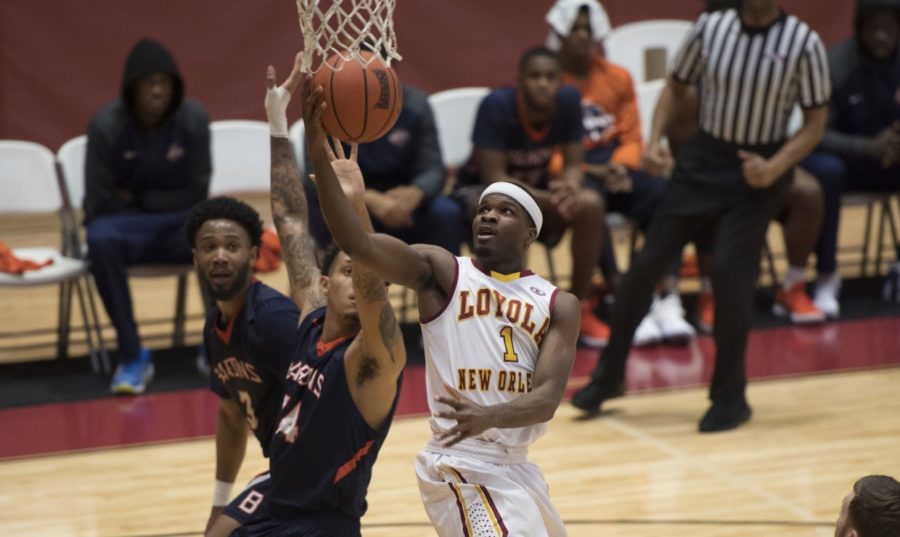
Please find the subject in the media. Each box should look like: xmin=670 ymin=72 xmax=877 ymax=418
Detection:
xmin=434 ymin=291 xmax=580 ymax=447
xmin=266 ymin=54 xmax=325 ymax=319
xmin=302 ymin=78 xmax=454 ymax=294
xmin=315 ymin=140 xmax=407 ymax=429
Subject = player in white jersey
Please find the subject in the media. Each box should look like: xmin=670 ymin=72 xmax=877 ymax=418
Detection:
xmin=302 ymin=76 xmax=580 ymax=537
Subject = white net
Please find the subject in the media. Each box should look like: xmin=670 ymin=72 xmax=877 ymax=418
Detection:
xmin=295 ymin=0 xmax=401 ymax=73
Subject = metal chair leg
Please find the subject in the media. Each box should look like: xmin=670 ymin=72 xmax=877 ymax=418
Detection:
xmin=173 ymin=274 xmax=188 ymax=347
xmin=56 ymin=279 xmax=73 ymax=360
xmin=72 ymin=276 xmax=99 ymax=371
xmin=861 ymin=202 xmax=875 ymax=276
xmin=84 ymin=275 xmax=110 ymax=373
xmin=544 ymin=245 xmax=558 ymax=285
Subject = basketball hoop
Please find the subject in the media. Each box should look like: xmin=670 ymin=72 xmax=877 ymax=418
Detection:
xmin=295 ymin=0 xmax=401 ymax=73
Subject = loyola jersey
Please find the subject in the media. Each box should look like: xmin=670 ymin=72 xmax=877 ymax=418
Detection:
xmin=265 ymin=306 xmax=400 ymax=521
xmin=422 ymin=257 xmax=559 ymax=448
xmin=206 ymin=281 xmax=299 ymax=457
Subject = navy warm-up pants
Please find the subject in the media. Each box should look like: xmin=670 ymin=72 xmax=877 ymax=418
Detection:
xmin=86 ymin=211 xmax=192 ymax=363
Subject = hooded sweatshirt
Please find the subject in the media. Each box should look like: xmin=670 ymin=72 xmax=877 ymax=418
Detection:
xmin=83 ymin=38 xmax=211 ymax=222
xmin=820 ymin=0 xmax=900 ymax=157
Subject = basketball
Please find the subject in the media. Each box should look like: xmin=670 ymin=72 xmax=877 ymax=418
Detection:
xmin=312 ymin=51 xmax=403 ymax=144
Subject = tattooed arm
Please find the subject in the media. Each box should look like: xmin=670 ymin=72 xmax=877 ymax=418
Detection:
xmin=319 ymin=141 xmax=406 ymax=431
xmin=266 ymin=57 xmax=324 ymax=320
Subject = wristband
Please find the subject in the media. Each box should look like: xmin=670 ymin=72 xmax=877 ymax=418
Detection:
xmin=212 ymin=479 xmax=234 ymax=507
xmin=265 ymin=86 xmax=291 ymax=138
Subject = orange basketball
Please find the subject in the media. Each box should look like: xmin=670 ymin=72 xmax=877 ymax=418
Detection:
xmin=312 ymin=51 xmax=403 ymax=144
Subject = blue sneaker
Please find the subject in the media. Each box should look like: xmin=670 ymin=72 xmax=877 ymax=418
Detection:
xmin=110 ymin=348 xmax=155 ymax=395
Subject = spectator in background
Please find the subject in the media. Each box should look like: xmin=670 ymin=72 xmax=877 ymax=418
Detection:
xmin=803 ymin=0 xmax=900 ymax=316
xmin=304 ymin=84 xmax=463 ymax=256
xmin=453 ymin=46 xmax=611 ymax=347
xmin=834 ymin=475 xmax=900 ymax=537
xmin=572 ymin=0 xmax=830 ymax=432
xmin=84 ymin=38 xmax=211 ymax=395
xmin=546 ymin=0 xmax=696 ymax=346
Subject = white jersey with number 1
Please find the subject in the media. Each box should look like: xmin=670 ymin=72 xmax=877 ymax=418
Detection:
xmin=421 ymin=256 xmax=559 ymax=448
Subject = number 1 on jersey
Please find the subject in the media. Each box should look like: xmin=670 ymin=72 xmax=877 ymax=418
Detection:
xmin=500 ymin=325 xmax=519 ymax=362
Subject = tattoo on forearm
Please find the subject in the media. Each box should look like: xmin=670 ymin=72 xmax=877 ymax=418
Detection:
xmin=270 ymin=137 xmax=324 ymax=308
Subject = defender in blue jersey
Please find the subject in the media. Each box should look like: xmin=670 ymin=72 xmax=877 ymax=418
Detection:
xmin=185 ymin=197 xmax=301 ymax=537
xmin=454 ymin=47 xmax=610 ymax=349
xmin=228 ymin=55 xmax=406 ymax=537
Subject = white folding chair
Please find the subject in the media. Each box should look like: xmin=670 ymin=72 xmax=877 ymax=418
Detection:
xmin=57 ymin=135 xmax=195 ymax=348
xmin=0 ymin=140 xmax=109 ymax=371
xmin=604 ymin=19 xmax=693 ymax=85
xmin=428 ymin=87 xmax=490 ymax=170
xmin=210 ymin=120 xmax=271 ymax=196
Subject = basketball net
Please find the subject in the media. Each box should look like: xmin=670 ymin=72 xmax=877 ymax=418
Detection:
xmin=295 ymin=0 xmax=401 ymax=73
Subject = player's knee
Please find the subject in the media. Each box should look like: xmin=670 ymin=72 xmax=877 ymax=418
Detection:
xmin=791 ymin=169 xmax=824 ymax=209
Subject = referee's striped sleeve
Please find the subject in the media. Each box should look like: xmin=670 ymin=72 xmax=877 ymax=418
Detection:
xmin=797 ymin=31 xmax=831 ymax=109
xmin=671 ymin=13 xmax=708 ymax=85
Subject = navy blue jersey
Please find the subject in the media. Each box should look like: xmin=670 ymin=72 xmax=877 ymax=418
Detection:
xmin=265 ymin=306 xmax=400 ymax=523
xmin=457 ymin=85 xmax=583 ymax=189
xmin=205 ymin=280 xmax=300 ymax=457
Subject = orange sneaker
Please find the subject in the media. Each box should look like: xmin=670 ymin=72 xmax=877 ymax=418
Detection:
xmin=579 ymin=300 xmax=610 ymax=348
xmin=773 ymin=282 xmax=826 ymax=324
xmin=697 ymin=291 xmax=714 ymax=333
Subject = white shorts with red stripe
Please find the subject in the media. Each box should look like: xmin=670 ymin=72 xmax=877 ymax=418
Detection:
xmin=415 ymin=440 xmax=566 ymax=537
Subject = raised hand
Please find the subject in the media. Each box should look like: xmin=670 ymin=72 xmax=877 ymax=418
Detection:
xmin=265 ymin=52 xmax=304 ymax=137
xmin=310 ymin=137 xmax=364 ymax=203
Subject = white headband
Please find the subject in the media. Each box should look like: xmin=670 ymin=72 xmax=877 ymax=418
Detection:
xmin=479 ymin=182 xmax=543 ymax=235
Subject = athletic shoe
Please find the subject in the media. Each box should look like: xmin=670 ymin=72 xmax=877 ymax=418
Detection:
xmin=633 ymin=311 xmax=663 ymax=347
xmin=579 ymin=300 xmax=610 ymax=348
xmin=571 ymin=378 xmax=626 ymax=413
xmin=696 ymin=291 xmax=714 ymax=333
xmin=110 ymin=348 xmax=155 ymax=395
xmin=773 ymin=282 xmax=826 ymax=324
xmin=813 ymin=274 xmax=841 ymax=319
xmin=699 ymin=400 xmax=752 ymax=432
xmin=654 ymin=293 xmax=696 ymax=345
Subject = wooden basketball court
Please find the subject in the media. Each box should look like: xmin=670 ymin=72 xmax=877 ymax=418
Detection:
xmin=1 ymin=194 xmax=898 ymax=536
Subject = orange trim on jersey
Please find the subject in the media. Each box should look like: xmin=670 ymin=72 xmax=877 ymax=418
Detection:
xmin=516 ymin=90 xmax=552 ymax=143
xmin=333 ymin=439 xmax=374 ymax=484
xmin=315 ymin=333 xmax=354 ymax=357
xmin=213 ymin=304 xmax=245 ymax=346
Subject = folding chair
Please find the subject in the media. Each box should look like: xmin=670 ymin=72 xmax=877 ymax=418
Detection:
xmin=209 ymin=120 xmax=272 ymax=196
xmin=0 ymin=140 xmax=109 ymax=371
xmin=57 ymin=135 xmax=195 ymax=348
xmin=604 ymin=19 xmax=693 ymax=84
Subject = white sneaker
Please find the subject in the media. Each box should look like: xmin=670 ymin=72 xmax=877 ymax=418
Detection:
xmin=814 ymin=273 xmax=841 ymax=319
xmin=654 ymin=293 xmax=696 ymax=344
xmin=633 ymin=309 xmax=663 ymax=347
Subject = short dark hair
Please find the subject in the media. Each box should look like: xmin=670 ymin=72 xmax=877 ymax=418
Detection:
xmin=185 ymin=197 xmax=264 ymax=248
xmin=851 ymin=475 xmax=900 ymax=537
xmin=320 ymin=243 xmax=344 ymax=276
xmin=518 ymin=46 xmax=559 ymax=75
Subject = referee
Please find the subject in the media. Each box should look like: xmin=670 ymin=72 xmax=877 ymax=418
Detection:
xmin=572 ymin=0 xmax=830 ymax=432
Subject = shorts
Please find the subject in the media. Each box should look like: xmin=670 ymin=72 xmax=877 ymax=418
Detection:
xmin=224 ymin=472 xmax=271 ymax=525
xmin=415 ymin=448 xmax=567 ymax=537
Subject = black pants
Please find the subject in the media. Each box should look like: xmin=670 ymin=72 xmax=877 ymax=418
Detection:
xmin=592 ymin=133 xmax=791 ymax=405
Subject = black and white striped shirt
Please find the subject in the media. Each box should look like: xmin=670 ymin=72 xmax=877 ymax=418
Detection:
xmin=672 ymin=9 xmax=830 ymax=145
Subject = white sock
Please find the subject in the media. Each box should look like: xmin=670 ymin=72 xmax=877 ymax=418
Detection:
xmin=782 ymin=266 xmax=806 ymax=290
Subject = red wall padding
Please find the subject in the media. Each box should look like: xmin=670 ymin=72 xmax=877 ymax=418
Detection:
xmin=0 ymin=0 xmax=854 ymax=151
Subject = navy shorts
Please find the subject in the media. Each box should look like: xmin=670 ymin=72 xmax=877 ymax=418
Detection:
xmin=223 ymin=472 xmax=271 ymax=525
